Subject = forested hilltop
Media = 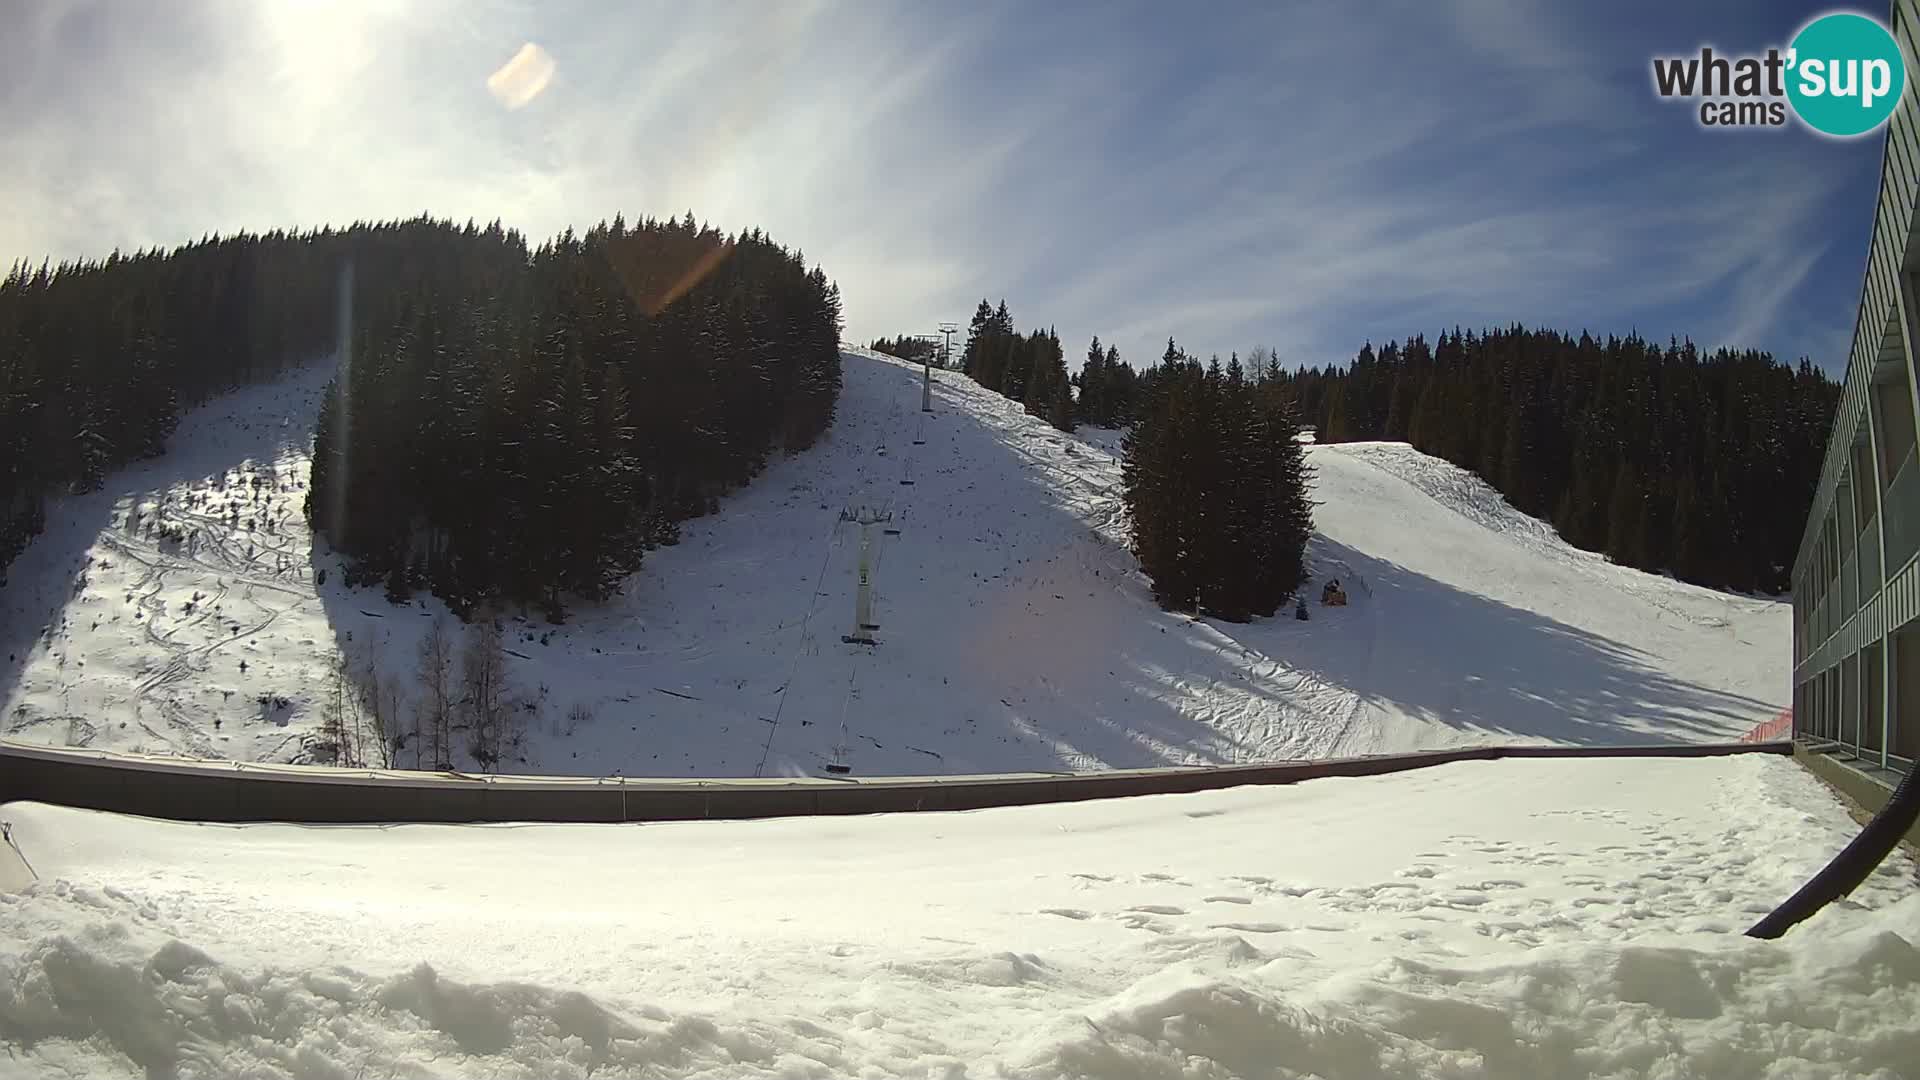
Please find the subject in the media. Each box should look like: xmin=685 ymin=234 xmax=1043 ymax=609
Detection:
xmin=1275 ymin=329 xmax=1837 ymax=594
xmin=934 ymin=301 xmax=1835 ymax=596
xmin=0 ymin=215 xmax=843 ymax=616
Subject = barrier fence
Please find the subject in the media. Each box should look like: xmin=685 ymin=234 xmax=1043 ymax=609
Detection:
xmin=0 ymin=738 xmax=1792 ymax=825
xmin=1741 ymin=709 xmax=1795 ymax=744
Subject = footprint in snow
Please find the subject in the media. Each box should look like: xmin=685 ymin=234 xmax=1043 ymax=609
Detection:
xmin=1209 ymin=922 xmax=1290 ymax=934
xmin=1128 ymin=905 xmax=1186 ymax=916
xmin=1040 ymin=908 xmax=1091 ymax=920
xmin=1203 ymin=896 xmax=1253 ymax=905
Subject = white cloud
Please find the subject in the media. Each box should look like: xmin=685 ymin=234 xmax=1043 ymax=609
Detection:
xmin=0 ymin=1 xmax=1865 ymax=372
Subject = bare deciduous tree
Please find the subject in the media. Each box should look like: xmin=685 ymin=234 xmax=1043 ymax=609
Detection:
xmin=416 ymin=616 xmax=457 ymax=770
xmin=351 ymin=641 xmax=398 ymax=770
xmin=462 ymin=615 xmax=511 ymax=771
xmin=319 ymin=647 xmax=363 ymax=767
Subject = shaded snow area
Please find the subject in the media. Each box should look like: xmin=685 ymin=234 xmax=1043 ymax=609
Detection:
xmin=3 ymin=755 xmax=1916 ymax=1078
xmin=0 ymin=348 xmax=1786 ymax=776
xmin=1302 ymin=442 xmax=1787 ymax=753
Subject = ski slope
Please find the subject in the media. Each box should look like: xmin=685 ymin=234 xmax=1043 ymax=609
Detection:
xmin=2 ymin=754 xmax=1914 ymax=1078
xmin=1300 ymin=441 xmax=1787 ymax=753
xmin=0 ymin=368 xmax=340 ymax=764
xmin=0 ymin=348 xmax=1788 ymax=775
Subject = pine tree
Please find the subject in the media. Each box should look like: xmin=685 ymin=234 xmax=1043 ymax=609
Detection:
xmin=1120 ymin=343 xmax=1315 ymax=620
xmin=1080 ymin=335 xmax=1105 ymax=425
xmin=961 ymin=299 xmax=994 ymax=376
xmin=1199 ymin=354 xmax=1257 ymax=621
xmin=1123 ymin=345 xmax=1201 ymax=610
xmin=1606 ymin=462 xmax=1645 ymax=566
xmin=1105 ymin=345 xmax=1131 ymax=425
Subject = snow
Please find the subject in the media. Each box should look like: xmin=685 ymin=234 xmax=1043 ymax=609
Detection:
xmin=2 ymin=754 xmax=1915 ymax=1078
xmin=1 ymin=348 xmax=1787 ymax=776
xmin=0 ymin=367 xmax=340 ymax=763
xmin=1303 ymin=441 xmax=1788 ymax=752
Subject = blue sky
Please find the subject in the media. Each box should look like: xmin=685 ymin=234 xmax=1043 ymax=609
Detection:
xmin=0 ymin=0 xmax=1888 ymax=374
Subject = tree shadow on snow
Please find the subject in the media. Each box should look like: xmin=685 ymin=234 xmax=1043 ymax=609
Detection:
xmin=819 ymin=358 xmax=1774 ymax=775
xmin=811 ymin=357 xmax=1331 ymax=776
xmin=1288 ymin=536 xmax=1776 ymax=747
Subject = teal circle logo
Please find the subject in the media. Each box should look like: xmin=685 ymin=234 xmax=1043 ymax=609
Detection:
xmin=1787 ymin=13 xmax=1907 ymax=136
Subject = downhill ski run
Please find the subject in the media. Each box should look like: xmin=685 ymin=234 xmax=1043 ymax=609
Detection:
xmin=0 ymin=348 xmax=1785 ymax=776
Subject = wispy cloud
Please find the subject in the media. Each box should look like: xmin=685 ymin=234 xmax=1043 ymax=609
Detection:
xmin=0 ymin=0 xmax=1877 ymax=374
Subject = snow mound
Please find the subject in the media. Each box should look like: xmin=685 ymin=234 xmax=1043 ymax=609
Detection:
xmin=2 ymin=755 xmax=1914 ymax=1078
xmin=1328 ymin=441 xmax=1570 ymax=551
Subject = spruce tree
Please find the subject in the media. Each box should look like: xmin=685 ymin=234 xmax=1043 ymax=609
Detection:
xmin=1081 ymin=335 xmax=1105 ymax=425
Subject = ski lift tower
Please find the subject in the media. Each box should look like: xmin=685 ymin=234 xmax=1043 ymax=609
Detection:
xmin=840 ymin=505 xmax=893 ymax=645
xmin=933 ymin=322 xmax=958 ymax=411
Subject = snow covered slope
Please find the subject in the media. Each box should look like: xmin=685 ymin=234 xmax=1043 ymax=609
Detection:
xmin=0 ymin=348 xmax=1787 ymax=775
xmin=1302 ymin=441 xmax=1788 ymax=752
xmin=0 ymin=367 xmax=340 ymax=763
xmin=2 ymin=755 xmax=1913 ymax=1078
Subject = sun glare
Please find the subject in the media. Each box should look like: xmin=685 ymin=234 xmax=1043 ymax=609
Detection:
xmin=486 ymin=42 xmax=556 ymax=110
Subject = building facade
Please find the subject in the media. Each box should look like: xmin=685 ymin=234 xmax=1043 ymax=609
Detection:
xmin=1792 ymin=0 xmax=1920 ymax=780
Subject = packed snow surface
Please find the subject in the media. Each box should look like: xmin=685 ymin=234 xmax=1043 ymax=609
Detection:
xmin=2 ymin=754 xmax=1915 ymax=1078
xmin=0 ymin=349 xmax=1786 ymax=775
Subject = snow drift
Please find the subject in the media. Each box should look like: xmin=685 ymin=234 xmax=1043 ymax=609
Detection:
xmin=1 ymin=755 xmax=1914 ymax=1078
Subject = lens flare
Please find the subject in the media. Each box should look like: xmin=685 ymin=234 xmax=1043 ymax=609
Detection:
xmin=486 ymin=43 xmax=555 ymax=109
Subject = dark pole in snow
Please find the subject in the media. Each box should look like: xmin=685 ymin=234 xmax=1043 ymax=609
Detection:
xmin=929 ymin=323 xmax=957 ymax=412
xmin=1747 ymin=757 xmax=1920 ymax=938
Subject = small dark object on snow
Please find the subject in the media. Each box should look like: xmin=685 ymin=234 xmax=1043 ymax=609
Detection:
xmin=824 ymin=762 xmax=852 ymax=775
xmin=1295 ymin=598 xmax=1309 ymax=621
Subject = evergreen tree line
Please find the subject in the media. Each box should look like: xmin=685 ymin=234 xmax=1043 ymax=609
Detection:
xmin=958 ymin=299 xmax=1077 ymax=433
xmin=1 ymin=229 xmax=360 ymax=583
xmin=1123 ymin=341 xmax=1315 ymax=620
xmin=0 ymin=214 xmax=842 ymax=617
xmin=1075 ymin=334 xmax=1145 ymax=428
xmin=1275 ymin=327 xmax=1838 ymax=593
xmin=307 ymin=213 xmax=843 ymax=619
xmin=868 ymin=334 xmax=947 ymax=367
